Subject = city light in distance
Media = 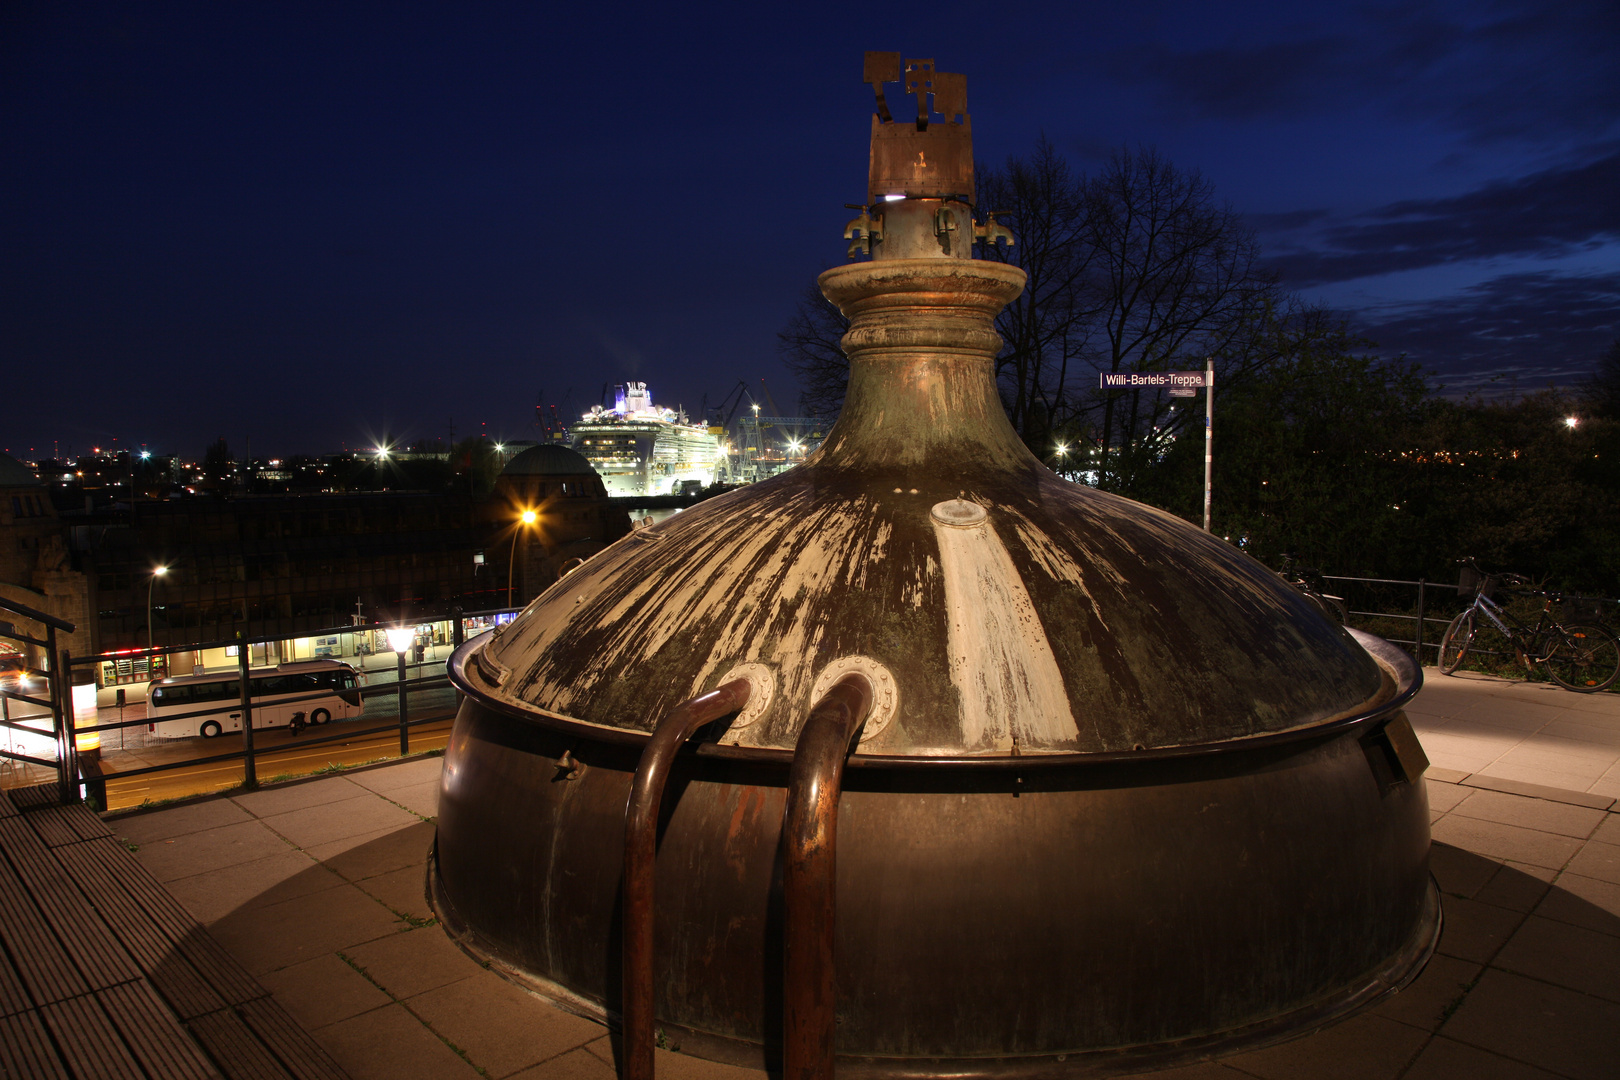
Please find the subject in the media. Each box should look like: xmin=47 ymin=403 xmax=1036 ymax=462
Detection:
xmin=1565 ymin=416 xmax=1579 ymax=429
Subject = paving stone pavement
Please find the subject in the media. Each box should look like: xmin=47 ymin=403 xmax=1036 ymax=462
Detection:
xmin=106 ymin=670 xmax=1620 ymax=1080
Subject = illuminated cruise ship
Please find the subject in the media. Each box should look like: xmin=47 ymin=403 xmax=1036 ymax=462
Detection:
xmin=571 ymin=382 xmax=722 ymax=498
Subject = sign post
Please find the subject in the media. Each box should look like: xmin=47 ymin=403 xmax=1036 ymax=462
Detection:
xmin=1202 ymin=358 xmax=1214 ymax=533
xmin=1098 ymin=366 xmax=1215 ymax=531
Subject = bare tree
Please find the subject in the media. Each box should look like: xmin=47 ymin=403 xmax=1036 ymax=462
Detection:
xmin=1082 ymin=147 xmax=1281 ymax=488
xmin=977 ymin=137 xmax=1100 ymax=451
xmin=778 ymin=142 xmax=1298 ymax=490
xmin=777 ymin=281 xmax=851 ymax=418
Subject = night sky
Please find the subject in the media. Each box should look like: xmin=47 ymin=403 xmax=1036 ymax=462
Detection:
xmin=5 ymin=1 xmax=1616 ymax=460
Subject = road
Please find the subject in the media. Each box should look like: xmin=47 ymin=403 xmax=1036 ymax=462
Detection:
xmin=98 ymin=714 xmax=458 ymax=811
xmin=89 ymin=678 xmax=463 ymax=811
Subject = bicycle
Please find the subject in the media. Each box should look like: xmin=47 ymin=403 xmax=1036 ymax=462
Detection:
xmin=1438 ymin=559 xmax=1620 ymax=692
xmin=1278 ymin=554 xmax=1347 ymax=625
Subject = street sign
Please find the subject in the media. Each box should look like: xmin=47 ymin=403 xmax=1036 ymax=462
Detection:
xmin=1097 ymin=364 xmax=1217 ymax=532
xmin=1099 ymin=371 xmax=1211 ymax=395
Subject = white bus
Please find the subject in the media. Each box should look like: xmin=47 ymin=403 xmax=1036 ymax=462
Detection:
xmin=146 ymin=660 xmax=364 ymax=739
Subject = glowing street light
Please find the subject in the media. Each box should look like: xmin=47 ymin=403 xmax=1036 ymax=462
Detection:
xmin=385 ymin=624 xmax=416 ymax=755
xmin=1565 ymin=416 xmax=1580 ymax=429
xmin=508 ymin=509 xmax=540 ymax=607
xmin=147 ymin=566 xmax=169 ymax=656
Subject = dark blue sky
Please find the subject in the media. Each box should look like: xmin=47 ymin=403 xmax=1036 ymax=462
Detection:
xmin=4 ymin=0 xmax=1616 ymax=459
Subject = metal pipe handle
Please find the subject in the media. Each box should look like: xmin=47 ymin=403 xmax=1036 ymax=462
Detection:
xmin=621 ymin=678 xmax=753 ymax=1080
xmin=782 ymin=673 xmax=874 ymax=1080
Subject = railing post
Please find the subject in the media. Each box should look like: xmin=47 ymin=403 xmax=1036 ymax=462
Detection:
xmin=621 ymin=678 xmax=753 ymax=1080
xmin=1414 ymin=579 xmax=1426 ymax=663
xmin=56 ymin=641 xmax=80 ymax=804
xmin=397 ymin=648 xmax=410 ymax=755
xmin=71 ymin=662 xmax=107 ymax=811
xmin=46 ymin=625 xmax=67 ymax=798
xmin=238 ymin=639 xmax=257 ymax=789
xmin=782 ymin=674 xmax=874 ymax=1080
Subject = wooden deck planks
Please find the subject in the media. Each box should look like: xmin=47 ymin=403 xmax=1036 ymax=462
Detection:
xmin=99 ymin=979 xmax=225 ymax=1080
xmin=238 ymin=997 xmax=351 ymax=1080
xmin=24 ymin=803 xmax=87 ymax=848
xmin=0 ymin=817 xmax=144 ymax=992
xmin=190 ymin=1007 xmax=300 ymax=1080
xmin=54 ymin=837 xmax=228 ymax=1021
xmin=0 ymin=1009 xmax=72 ymax=1079
xmin=0 ymin=935 xmax=36 ymax=1019
xmin=33 ymin=801 xmax=112 ymax=844
xmin=10 ymin=782 xmax=62 ymax=810
xmin=77 ymin=845 xmax=269 ymax=1007
xmin=0 ymin=846 xmax=91 ymax=1006
xmin=0 ymin=784 xmax=353 ymax=1080
xmin=39 ymin=993 xmax=146 ymax=1080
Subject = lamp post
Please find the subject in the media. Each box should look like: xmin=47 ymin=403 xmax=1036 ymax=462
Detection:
xmin=385 ymin=625 xmax=414 ymax=755
xmin=508 ymin=509 xmax=538 ymax=608
xmin=147 ymin=565 xmax=169 ymax=659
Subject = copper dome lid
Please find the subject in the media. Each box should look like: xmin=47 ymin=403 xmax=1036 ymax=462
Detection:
xmin=458 ymin=52 xmax=1387 ymax=758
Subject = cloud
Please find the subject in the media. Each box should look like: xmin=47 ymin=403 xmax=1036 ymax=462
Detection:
xmin=1246 ymin=207 xmax=1332 ymax=232
xmin=1113 ymin=0 xmax=1620 ymax=147
xmin=1263 ymin=152 xmax=1620 ymax=287
xmin=1351 ymin=269 xmax=1620 ymax=389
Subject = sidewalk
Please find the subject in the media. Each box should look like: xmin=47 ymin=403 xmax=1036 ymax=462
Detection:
xmin=102 ymin=670 xmax=1620 ymax=1080
xmin=1405 ymin=668 xmax=1620 ymax=801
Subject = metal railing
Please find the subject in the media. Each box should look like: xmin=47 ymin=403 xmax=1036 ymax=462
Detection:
xmin=3 ymin=606 xmax=521 ymax=809
xmin=1321 ymin=574 xmax=1618 ymax=666
xmin=0 ymin=595 xmax=78 ymax=803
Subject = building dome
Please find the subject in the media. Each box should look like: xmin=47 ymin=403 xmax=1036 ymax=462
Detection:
xmin=500 ymin=444 xmax=596 ymax=477
xmin=0 ymin=454 xmax=42 ymax=489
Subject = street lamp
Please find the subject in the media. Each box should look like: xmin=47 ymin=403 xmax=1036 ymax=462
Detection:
xmin=147 ymin=566 xmax=169 ymax=656
xmin=508 ymin=509 xmax=539 ymax=608
xmin=1565 ymin=416 xmax=1580 ymax=429
xmin=385 ymin=625 xmax=415 ymax=655
xmin=385 ymin=625 xmax=415 ymax=755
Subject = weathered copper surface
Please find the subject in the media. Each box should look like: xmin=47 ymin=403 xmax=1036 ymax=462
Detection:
xmin=866 ymin=55 xmax=974 ymax=204
xmin=429 ymin=50 xmax=1436 ymax=1077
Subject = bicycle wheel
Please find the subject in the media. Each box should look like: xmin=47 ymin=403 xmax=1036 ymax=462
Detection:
xmin=1439 ymin=612 xmax=1473 ymax=673
xmin=1543 ymin=623 xmax=1620 ymax=692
